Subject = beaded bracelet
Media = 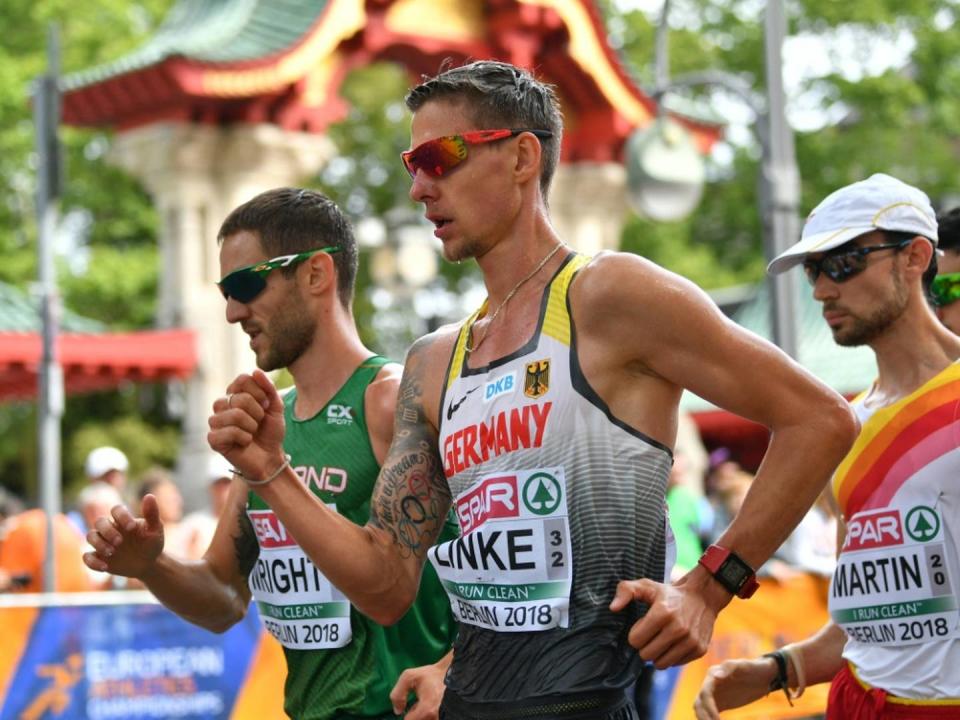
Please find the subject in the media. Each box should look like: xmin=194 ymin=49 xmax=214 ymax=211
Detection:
xmin=232 ymin=454 xmax=292 ymax=487
xmin=782 ymin=644 xmax=807 ymax=700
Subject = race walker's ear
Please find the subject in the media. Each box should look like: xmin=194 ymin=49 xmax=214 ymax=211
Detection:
xmin=303 ymin=251 xmax=337 ymax=297
xmin=513 ymin=132 xmax=544 ymax=185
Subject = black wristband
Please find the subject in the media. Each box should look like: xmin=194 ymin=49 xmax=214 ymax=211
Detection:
xmin=762 ymin=651 xmax=793 ymax=706
xmin=762 ymin=650 xmax=787 ymax=690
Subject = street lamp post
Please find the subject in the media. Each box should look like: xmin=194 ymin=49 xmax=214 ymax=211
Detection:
xmin=34 ymin=25 xmax=64 ymax=593
xmin=646 ymin=0 xmax=800 ymax=358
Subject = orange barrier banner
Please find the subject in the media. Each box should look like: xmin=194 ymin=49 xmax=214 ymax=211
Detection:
xmin=662 ymin=574 xmax=831 ymax=719
xmin=3 ymin=578 xmax=830 ymax=719
xmin=0 ymin=592 xmax=284 ymax=720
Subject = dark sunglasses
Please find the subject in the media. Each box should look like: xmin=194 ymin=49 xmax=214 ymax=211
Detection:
xmin=932 ymin=272 xmax=960 ymax=308
xmin=801 ymin=239 xmax=912 ymax=285
xmin=217 ymin=246 xmax=340 ymax=303
xmin=401 ymin=128 xmax=553 ymax=179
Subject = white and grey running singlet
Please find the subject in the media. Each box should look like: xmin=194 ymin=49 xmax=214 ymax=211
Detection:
xmin=430 ymin=253 xmax=673 ymax=703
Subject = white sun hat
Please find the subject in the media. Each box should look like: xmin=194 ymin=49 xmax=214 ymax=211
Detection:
xmin=84 ymin=446 xmax=129 ymax=479
xmin=768 ymin=173 xmax=938 ymax=275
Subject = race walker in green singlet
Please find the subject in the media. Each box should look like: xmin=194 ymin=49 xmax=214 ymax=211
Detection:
xmin=247 ymin=357 xmax=458 ymax=720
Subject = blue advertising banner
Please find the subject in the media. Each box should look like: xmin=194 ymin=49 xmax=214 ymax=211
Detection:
xmin=0 ymin=593 xmax=285 ymax=720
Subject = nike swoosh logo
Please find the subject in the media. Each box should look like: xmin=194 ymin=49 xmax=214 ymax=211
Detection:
xmin=446 ymin=386 xmax=479 ymax=421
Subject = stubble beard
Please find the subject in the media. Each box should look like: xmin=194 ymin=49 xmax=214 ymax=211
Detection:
xmin=830 ymin=269 xmax=908 ymax=347
xmin=255 ymin=291 xmax=316 ymax=372
xmin=442 ymin=235 xmax=483 ymax=264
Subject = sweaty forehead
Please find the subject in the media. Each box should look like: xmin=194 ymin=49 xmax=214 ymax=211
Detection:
xmin=219 ymin=230 xmax=267 ymax=277
xmin=410 ymin=100 xmax=477 ymax=146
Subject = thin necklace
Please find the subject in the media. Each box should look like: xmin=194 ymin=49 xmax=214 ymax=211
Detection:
xmin=466 ymin=243 xmax=566 ymax=354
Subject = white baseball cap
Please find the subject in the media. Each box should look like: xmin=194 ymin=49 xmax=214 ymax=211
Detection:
xmin=768 ymin=173 xmax=938 ymax=275
xmin=206 ymin=454 xmax=234 ymax=483
xmin=84 ymin=446 xmax=129 ymax=479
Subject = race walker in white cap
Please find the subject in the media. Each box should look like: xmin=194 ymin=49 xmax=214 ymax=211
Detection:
xmin=767 ymin=173 xmax=938 ymax=274
xmin=695 ymin=174 xmax=960 ymax=720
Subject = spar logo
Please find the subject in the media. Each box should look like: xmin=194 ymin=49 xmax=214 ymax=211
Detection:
xmin=842 ymin=509 xmax=902 ymax=552
xmin=456 ymin=475 xmax=519 ymax=534
xmin=249 ymin=510 xmax=296 ymax=549
xmin=522 ymin=472 xmax=562 ymax=515
xmin=905 ymin=505 xmax=940 ymax=542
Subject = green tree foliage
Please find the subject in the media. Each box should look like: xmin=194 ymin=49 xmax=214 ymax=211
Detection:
xmin=4 ymin=0 xmax=959 ymax=497
xmin=608 ymin=0 xmax=960 ymax=288
xmin=0 ymin=0 xmax=175 ymax=500
xmin=0 ymin=0 xmax=169 ymax=318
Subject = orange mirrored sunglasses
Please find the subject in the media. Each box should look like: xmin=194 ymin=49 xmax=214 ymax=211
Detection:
xmin=401 ymin=128 xmax=552 ymax=178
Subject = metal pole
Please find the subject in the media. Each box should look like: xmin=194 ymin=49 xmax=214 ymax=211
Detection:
xmin=35 ymin=24 xmax=64 ymax=593
xmin=761 ymin=0 xmax=800 ymax=358
xmin=654 ymin=0 xmax=672 ymax=98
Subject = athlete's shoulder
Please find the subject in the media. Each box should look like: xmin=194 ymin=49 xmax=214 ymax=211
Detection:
xmin=571 ymin=250 xmax=703 ymax=311
xmin=365 ymin=361 xmax=403 ymax=423
xmin=405 ymin=321 xmax=462 ymax=372
xmin=393 ymin=323 xmax=463 ymax=433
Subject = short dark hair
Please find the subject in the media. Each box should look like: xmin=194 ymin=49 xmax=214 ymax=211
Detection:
xmin=217 ymin=188 xmax=358 ymax=309
xmin=405 ymin=60 xmax=563 ymax=201
xmin=937 ymin=207 xmax=960 ymax=253
xmin=882 ymin=230 xmax=938 ymax=299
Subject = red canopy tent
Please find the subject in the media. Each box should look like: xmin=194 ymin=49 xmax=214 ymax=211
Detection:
xmin=0 ymin=330 xmax=197 ymax=401
xmin=0 ymin=278 xmax=197 ymax=401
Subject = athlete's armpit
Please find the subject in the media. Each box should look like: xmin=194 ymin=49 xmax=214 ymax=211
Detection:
xmin=233 ymin=511 xmax=259 ymax=577
xmin=371 ymin=342 xmax=452 ymax=561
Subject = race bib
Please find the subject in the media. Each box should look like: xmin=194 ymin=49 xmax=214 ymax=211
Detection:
xmin=247 ymin=507 xmax=351 ymax=650
xmin=830 ymin=505 xmax=959 ymax=646
xmin=428 ymin=467 xmax=573 ymax=633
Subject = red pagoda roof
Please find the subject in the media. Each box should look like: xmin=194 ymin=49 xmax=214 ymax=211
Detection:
xmin=61 ymin=0 xmax=722 ymax=161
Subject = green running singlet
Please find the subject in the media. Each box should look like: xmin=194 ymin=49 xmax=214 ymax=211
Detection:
xmin=247 ymin=356 xmax=458 ymax=720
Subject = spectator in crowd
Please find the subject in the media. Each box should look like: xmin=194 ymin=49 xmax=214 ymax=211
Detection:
xmin=763 ymin=491 xmax=837 ymax=581
xmin=666 ymin=451 xmax=705 ymax=579
xmin=932 ymin=206 xmax=960 ymax=334
xmin=76 ymin=482 xmax=126 ymax=589
xmin=83 ymin=446 xmax=129 ymax=493
xmin=702 ymin=459 xmax=752 ymax=547
xmin=0 ymin=486 xmax=25 ymax=529
xmin=135 ymin=467 xmax=189 ymax=559
xmin=176 ymin=455 xmax=234 ymax=560
xmin=67 ymin=446 xmax=130 ymax=535
xmin=0 ymin=498 xmax=91 ymax=593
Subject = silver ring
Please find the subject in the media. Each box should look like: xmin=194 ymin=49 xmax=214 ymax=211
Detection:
xmin=227 ymin=393 xmax=234 ymax=408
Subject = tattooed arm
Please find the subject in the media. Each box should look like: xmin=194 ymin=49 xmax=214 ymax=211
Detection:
xmin=234 ymin=333 xmax=453 ymax=625
xmin=83 ymin=478 xmax=256 ymax=633
xmin=370 ymin=336 xmax=452 ymax=562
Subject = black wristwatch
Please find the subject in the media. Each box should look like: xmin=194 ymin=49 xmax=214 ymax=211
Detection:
xmin=697 ymin=544 xmax=759 ymax=599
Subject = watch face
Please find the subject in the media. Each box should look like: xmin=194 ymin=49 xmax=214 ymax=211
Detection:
xmin=719 ymin=557 xmax=749 ymax=588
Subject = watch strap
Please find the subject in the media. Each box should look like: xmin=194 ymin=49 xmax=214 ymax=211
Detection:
xmin=697 ymin=544 xmax=760 ymax=599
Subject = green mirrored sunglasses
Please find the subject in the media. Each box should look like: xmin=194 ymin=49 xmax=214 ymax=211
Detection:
xmin=931 ymin=272 xmax=960 ymax=308
xmin=218 ymin=246 xmax=341 ymax=303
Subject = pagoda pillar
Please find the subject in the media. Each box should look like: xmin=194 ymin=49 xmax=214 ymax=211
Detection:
xmin=108 ymin=122 xmax=334 ymax=503
xmin=548 ymin=162 xmax=629 ymax=255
